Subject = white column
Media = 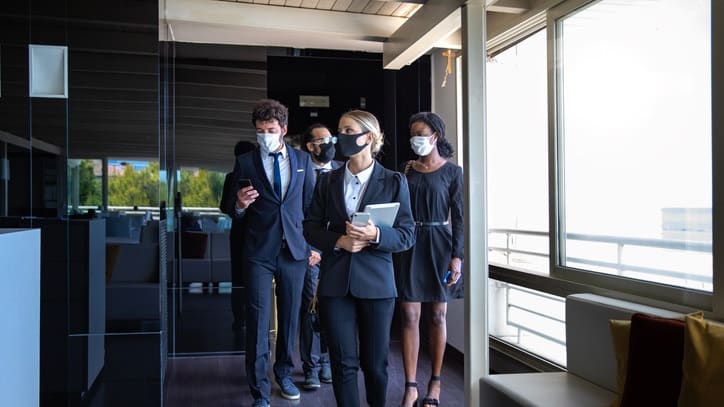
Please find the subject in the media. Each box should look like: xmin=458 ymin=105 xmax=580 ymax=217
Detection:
xmin=0 ymin=229 xmax=41 ymax=407
xmin=461 ymin=1 xmax=488 ymax=406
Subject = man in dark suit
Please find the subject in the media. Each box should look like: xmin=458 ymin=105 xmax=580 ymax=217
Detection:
xmin=298 ymin=123 xmax=344 ymax=390
xmin=221 ymin=99 xmax=316 ymax=407
xmin=219 ymin=140 xmax=257 ymax=334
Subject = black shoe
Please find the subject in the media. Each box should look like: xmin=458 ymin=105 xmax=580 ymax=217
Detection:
xmin=399 ymin=382 xmax=418 ymax=407
xmin=319 ymin=366 xmax=333 ymax=383
xmin=422 ymin=376 xmax=441 ymax=406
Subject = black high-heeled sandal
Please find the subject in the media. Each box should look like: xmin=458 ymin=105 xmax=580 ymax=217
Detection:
xmin=399 ymin=382 xmax=419 ymax=407
xmin=421 ymin=376 xmax=441 ymax=406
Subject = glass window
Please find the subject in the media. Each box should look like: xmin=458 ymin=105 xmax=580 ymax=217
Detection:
xmin=489 ymin=280 xmax=566 ymax=366
xmin=554 ymin=0 xmax=712 ymax=291
xmin=487 ymin=30 xmax=549 ymax=274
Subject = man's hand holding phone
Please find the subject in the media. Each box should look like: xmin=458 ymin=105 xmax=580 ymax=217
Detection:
xmin=236 ymin=178 xmax=258 ymax=209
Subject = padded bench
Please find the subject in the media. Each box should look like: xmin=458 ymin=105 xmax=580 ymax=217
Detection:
xmin=480 ymin=293 xmax=687 ymax=407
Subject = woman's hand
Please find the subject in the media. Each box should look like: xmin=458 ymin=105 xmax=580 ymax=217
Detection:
xmin=236 ymin=186 xmax=258 ymax=209
xmin=335 ymin=235 xmax=370 ymax=253
xmin=345 ymin=221 xmax=379 ymax=242
xmin=447 ymin=257 xmax=462 ymax=286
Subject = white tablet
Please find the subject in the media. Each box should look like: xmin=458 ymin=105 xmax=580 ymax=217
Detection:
xmin=363 ymin=202 xmax=400 ymax=227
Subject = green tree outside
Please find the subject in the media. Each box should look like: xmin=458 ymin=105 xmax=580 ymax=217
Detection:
xmin=108 ymin=162 xmax=160 ymax=206
xmin=78 ymin=160 xmax=223 ymax=208
xmin=178 ymin=168 xmax=225 ymax=207
xmin=79 ymin=159 xmax=101 ymax=206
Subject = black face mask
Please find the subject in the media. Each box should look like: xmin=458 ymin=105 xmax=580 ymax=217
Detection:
xmin=313 ymin=142 xmax=336 ymax=164
xmin=337 ymin=131 xmax=369 ymax=157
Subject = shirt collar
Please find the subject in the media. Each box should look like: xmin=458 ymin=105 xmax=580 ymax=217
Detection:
xmin=344 ymin=161 xmax=375 ymax=185
xmin=313 ymin=161 xmax=333 ymax=171
xmin=263 ymin=143 xmax=287 ymax=159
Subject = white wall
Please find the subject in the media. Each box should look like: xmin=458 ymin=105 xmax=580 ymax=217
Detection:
xmin=431 ymin=49 xmax=465 ymax=352
xmin=0 ymin=229 xmax=41 ymax=407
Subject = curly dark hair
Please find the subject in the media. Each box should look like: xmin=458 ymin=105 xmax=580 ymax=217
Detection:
xmin=251 ymin=99 xmax=289 ymax=127
xmin=408 ymin=111 xmax=454 ymax=158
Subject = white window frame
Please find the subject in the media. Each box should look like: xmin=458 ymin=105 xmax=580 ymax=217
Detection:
xmin=545 ymin=0 xmax=719 ymax=313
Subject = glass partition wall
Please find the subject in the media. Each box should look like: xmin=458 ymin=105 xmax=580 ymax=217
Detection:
xmin=0 ymin=1 xmax=166 ymax=405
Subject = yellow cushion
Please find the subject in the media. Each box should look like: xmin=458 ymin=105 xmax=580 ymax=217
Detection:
xmin=608 ymin=319 xmax=631 ymax=407
xmin=678 ymin=314 xmax=724 ymax=407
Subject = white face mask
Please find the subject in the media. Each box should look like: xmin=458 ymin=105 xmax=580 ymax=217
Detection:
xmin=410 ymin=136 xmax=435 ymax=157
xmin=257 ymin=132 xmax=282 ymax=154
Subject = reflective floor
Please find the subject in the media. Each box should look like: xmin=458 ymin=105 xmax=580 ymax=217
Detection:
xmin=165 ymin=340 xmax=465 ymax=407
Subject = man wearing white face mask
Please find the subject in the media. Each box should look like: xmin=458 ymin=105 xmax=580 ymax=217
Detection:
xmin=222 ymin=99 xmax=316 ymax=407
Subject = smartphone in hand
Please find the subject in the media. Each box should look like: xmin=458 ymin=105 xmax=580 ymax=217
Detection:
xmin=351 ymin=212 xmax=370 ymax=227
xmin=237 ymin=178 xmax=252 ymax=190
xmin=442 ymin=270 xmax=452 ymax=284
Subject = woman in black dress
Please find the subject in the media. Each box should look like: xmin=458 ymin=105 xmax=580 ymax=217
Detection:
xmin=395 ymin=112 xmax=463 ymax=407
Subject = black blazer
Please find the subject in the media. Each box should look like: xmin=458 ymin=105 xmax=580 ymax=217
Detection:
xmin=303 ymin=162 xmax=415 ymax=299
xmin=222 ymin=145 xmax=315 ymax=262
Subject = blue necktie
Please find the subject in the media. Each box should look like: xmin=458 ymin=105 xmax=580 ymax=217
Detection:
xmin=270 ymin=152 xmax=282 ymax=199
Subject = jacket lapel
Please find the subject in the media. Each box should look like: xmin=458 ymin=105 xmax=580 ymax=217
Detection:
xmin=328 ymin=168 xmax=348 ymax=220
xmin=252 ymin=148 xmax=278 ymax=202
xmin=358 ymin=162 xmax=385 ymax=211
xmin=284 ymin=145 xmax=298 ymax=202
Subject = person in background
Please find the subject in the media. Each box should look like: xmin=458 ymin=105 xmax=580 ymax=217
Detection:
xmin=303 ymin=110 xmax=415 ymax=407
xmin=221 ymin=99 xmax=316 ymax=407
xmin=394 ymin=112 xmax=463 ymax=407
xmin=298 ymin=123 xmax=344 ymax=389
xmin=220 ymin=140 xmax=257 ymax=334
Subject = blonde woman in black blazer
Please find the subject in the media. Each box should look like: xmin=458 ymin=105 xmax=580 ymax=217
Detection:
xmin=303 ymin=110 xmax=416 ymax=407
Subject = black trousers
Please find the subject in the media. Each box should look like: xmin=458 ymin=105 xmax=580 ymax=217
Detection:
xmin=299 ymin=263 xmax=330 ymax=374
xmin=319 ymin=295 xmax=395 ymax=407
xmin=244 ymin=248 xmax=306 ymax=402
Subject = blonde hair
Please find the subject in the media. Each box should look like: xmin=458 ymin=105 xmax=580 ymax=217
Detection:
xmin=341 ymin=110 xmax=384 ymax=155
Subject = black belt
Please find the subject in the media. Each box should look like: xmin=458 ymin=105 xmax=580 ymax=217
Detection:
xmin=415 ymin=221 xmax=449 ymax=227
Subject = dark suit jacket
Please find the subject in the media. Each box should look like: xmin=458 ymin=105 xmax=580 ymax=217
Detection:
xmin=303 ymin=162 xmax=415 ymax=299
xmin=221 ymin=145 xmax=315 ymax=262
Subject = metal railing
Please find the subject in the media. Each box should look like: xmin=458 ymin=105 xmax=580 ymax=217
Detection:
xmin=489 ymin=228 xmax=712 ymax=284
xmin=504 ymin=284 xmax=566 ymax=347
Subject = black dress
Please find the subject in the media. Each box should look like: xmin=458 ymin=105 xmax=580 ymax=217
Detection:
xmin=394 ymin=161 xmax=464 ymax=302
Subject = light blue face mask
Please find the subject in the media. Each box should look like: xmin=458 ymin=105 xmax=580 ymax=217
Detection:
xmin=257 ymin=132 xmax=282 ymax=154
xmin=410 ymin=135 xmax=436 ymax=156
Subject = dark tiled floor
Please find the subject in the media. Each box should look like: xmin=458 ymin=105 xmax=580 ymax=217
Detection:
xmin=165 ymin=340 xmax=465 ymax=407
xmin=165 ymin=287 xmax=464 ymax=406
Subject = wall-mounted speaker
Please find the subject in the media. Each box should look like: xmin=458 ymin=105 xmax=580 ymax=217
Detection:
xmin=29 ymin=45 xmax=68 ymax=99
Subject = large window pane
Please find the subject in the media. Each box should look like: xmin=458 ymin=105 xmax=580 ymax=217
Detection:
xmin=489 ymin=280 xmax=566 ymax=366
xmin=487 ymin=30 xmax=549 ymax=274
xmin=557 ymin=0 xmax=712 ymax=291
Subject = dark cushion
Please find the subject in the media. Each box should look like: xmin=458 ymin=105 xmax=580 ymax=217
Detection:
xmin=619 ymin=313 xmax=685 ymax=407
xmin=181 ymin=232 xmax=208 ymax=259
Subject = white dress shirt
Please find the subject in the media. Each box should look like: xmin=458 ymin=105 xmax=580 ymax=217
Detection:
xmin=312 ymin=161 xmax=333 ymax=183
xmin=262 ymin=144 xmax=291 ymax=200
xmin=343 ymin=161 xmax=375 ymax=218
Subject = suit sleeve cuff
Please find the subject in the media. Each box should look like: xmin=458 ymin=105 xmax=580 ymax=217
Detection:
xmin=234 ymin=205 xmax=246 ymax=217
xmin=370 ymin=227 xmax=380 ymax=244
